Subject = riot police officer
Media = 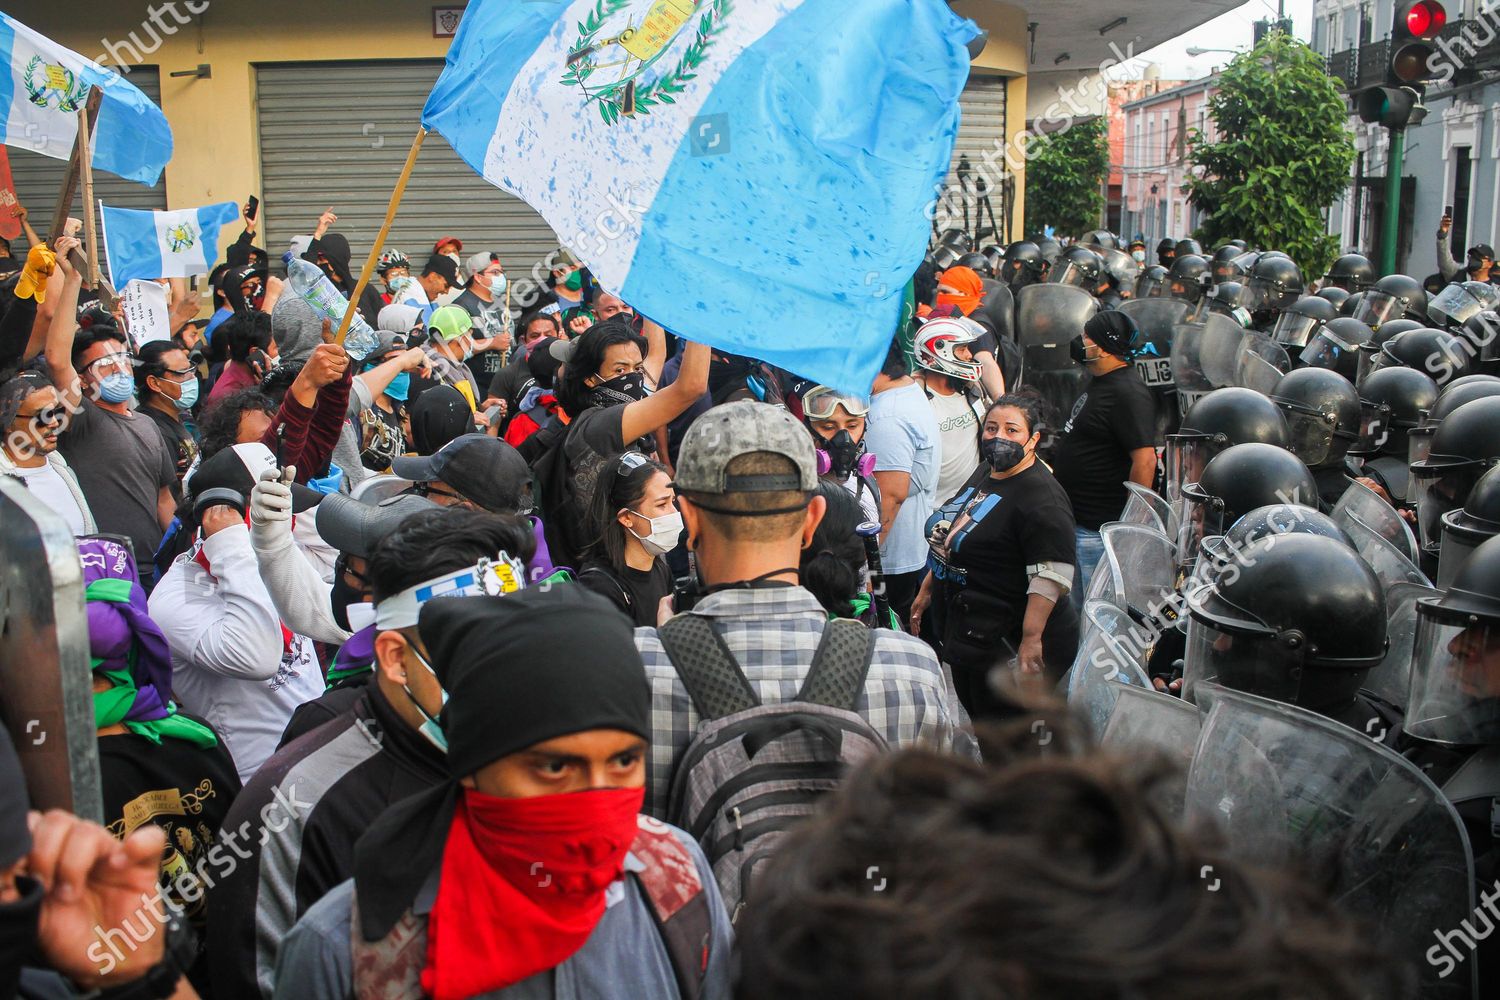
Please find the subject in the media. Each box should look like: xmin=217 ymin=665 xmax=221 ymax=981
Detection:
xmin=1438 ymin=465 xmax=1500 ymax=587
xmin=1176 ymin=441 xmax=1319 ymax=569
xmin=1272 ymin=295 xmax=1339 ymax=350
xmin=1270 ymin=368 xmax=1362 ymax=508
xmin=1324 ymin=252 xmax=1376 ymax=293
xmin=1350 ymin=366 xmax=1440 ymax=505
xmin=1000 ymin=241 xmax=1047 ymax=290
xmin=1245 ymin=255 xmax=1305 ymax=329
xmin=1357 ymin=273 xmax=1428 ymax=329
xmin=1410 ymin=395 xmax=1500 ymax=570
xmin=1164 ymin=387 xmax=1291 ymax=502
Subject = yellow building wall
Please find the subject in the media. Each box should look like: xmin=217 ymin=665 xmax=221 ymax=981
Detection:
xmin=952 ymin=0 xmax=1029 ymax=241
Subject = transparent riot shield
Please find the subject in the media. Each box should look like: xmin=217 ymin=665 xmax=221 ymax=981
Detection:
xmin=1332 ymin=478 xmax=1422 ymax=564
xmin=1122 ymin=298 xmax=1191 ymax=444
xmin=1100 ymin=684 xmax=1202 ymax=770
xmin=1120 ymin=482 xmax=1175 ymax=535
xmin=1341 ymin=511 xmax=1433 ymax=592
xmin=0 ymin=477 xmax=101 ymax=821
xmin=1172 ymin=313 xmax=1250 ymax=416
xmin=1363 ymin=581 xmax=1439 ymax=714
xmin=1016 ymin=282 xmax=1097 ymax=374
xmin=1186 ymin=683 xmax=1476 ymax=1000
xmin=1086 ymin=523 xmax=1178 ymax=623
xmin=1095 ymin=246 xmax=1143 ymax=288
xmin=1236 ymin=335 xmax=1291 ymax=395
xmin=1066 ymin=600 xmax=1156 ymax=738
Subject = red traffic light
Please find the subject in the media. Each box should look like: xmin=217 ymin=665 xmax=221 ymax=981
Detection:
xmin=1401 ymin=0 xmax=1447 ymax=38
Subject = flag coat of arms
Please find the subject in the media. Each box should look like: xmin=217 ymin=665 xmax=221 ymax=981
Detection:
xmin=99 ymin=202 xmax=240 ymax=288
xmin=423 ymin=0 xmax=976 ymax=394
xmin=0 ymin=14 xmax=173 ymax=186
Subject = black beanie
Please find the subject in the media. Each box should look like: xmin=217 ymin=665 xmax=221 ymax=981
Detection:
xmin=1084 ymin=309 xmax=1139 ymax=358
xmin=417 ymin=586 xmax=651 ymax=780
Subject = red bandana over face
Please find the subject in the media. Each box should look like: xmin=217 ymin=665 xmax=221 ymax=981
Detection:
xmin=420 ymin=786 xmax=645 ymax=1000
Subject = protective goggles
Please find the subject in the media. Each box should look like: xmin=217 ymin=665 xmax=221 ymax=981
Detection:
xmin=802 ymin=385 xmax=870 ymax=421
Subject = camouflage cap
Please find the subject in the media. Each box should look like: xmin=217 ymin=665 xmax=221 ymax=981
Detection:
xmin=673 ymin=400 xmax=819 ymax=496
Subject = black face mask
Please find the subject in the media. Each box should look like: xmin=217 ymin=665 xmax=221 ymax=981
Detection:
xmin=822 ymin=429 xmax=864 ymax=480
xmin=330 ymin=570 xmax=365 ymax=633
xmin=983 ymin=436 xmax=1027 ymax=472
xmin=589 ymin=370 xmax=648 ymax=408
xmin=1068 ymin=335 xmax=1090 ymax=365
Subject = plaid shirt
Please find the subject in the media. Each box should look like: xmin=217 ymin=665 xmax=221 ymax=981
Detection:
xmin=635 ymin=586 xmax=974 ymax=819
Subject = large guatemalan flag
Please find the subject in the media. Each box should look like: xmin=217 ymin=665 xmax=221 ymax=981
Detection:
xmin=99 ymin=202 xmax=239 ymax=287
xmin=0 ymin=14 xmax=173 ymax=186
xmin=423 ymin=0 xmax=976 ymax=394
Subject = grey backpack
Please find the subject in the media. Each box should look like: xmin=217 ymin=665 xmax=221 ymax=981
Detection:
xmin=659 ymin=613 xmax=887 ymax=920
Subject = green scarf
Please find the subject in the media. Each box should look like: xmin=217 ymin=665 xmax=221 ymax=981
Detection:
xmin=842 ymin=593 xmax=902 ymax=631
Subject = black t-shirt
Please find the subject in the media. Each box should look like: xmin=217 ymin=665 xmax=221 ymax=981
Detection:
xmin=932 ymin=462 xmax=1079 ymax=664
xmin=1050 ymin=366 xmax=1157 ymax=529
xmin=141 ymin=406 xmax=198 ymax=494
xmin=98 ymin=722 xmax=241 ymax=989
xmin=579 ymin=560 xmax=673 ymax=628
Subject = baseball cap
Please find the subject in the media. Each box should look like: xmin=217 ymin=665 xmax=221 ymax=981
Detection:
xmin=429 ymin=305 xmax=474 ymax=342
xmin=673 ymin=400 xmax=819 ymax=495
xmin=192 ymin=443 xmax=321 ymax=512
xmin=390 ymin=434 xmax=533 ymax=513
xmin=378 ymin=303 xmax=423 ymax=335
xmin=434 ymin=236 xmax=463 ymax=253
xmin=1468 ymin=244 xmax=1496 ymax=261
xmin=314 ymin=492 xmax=440 ymax=559
xmin=465 ymin=251 xmax=501 ymax=277
xmin=422 ymin=254 xmax=460 ymax=286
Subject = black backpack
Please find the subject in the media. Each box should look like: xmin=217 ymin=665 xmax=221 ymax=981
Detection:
xmin=658 ymin=614 xmax=887 ymax=920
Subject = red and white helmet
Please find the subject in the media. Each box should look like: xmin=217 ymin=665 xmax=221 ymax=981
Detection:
xmin=915 ymin=316 xmax=984 ymax=383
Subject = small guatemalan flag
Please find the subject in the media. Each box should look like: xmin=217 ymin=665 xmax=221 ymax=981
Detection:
xmin=99 ymin=202 xmax=240 ymax=288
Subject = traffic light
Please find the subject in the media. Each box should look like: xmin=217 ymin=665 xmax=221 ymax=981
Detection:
xmin=1389 ymin=1 xmax=1446 ymax=85
xmin=1356 ymin=2 xmax=1444 ymax=128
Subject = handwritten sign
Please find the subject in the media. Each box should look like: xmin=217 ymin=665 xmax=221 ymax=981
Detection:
xmin=121 ymin=279 xmax=170 ymax=346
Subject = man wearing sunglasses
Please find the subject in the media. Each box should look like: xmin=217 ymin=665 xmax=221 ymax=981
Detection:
xmin=42 ymin=238 xmax=177 ymax=572
xmin=0 ymin=364 xmax=95 ymax=535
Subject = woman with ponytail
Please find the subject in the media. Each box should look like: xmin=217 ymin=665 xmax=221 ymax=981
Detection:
xmin=800 ymin=481 xmax=900 ymax=629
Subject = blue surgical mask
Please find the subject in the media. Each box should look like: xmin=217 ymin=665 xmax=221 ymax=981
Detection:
xmin=173 ymin=377 xmax=200 ymax=411
xmin=406 ymin=647 xmax=449 ymax=752
xmin=99 ymin=372 xmax=135 ymax=404
xmin=386 ymin=371 xmax=411 ymax=402
xmin=489 ymin=273 xmax=508 ymax=298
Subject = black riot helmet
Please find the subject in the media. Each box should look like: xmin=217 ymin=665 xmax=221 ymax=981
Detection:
xmin=1272 ymin=295 xmax=1339 ymax=349
xmin=980 ymin=244 xmax=1005 ymax=276
xmin=1298 ymin=316 xmax=1370 ymax=381
xmin=1340 ymin=290 xmax=1366 ymax=317
xmin=1459 ymin=310 xmax=1500 ymax=374
xmin=1049 ymin=245 xmax=1103 ymax=289
xmin=1165 ymin=387 xmax=1291 ymax=502
xmin=1407 ymin=534 xmax=1500 ymax=746
xmin=1408 ymin=376 xmax=1500 ymax=467
xmin=1410 ymin=396 xmax=1500 ymax=559
xmin=1371 ymin=327 xmax=1472 ymax=387
xmin=1355 ymin=273 xmax=1427 ymax=328
xmin=1246 ymin=254 xmax=1305 ymax=318
xmin=1270 ymin=367 xmax=1362 ymax=468
xmin=1195 ymin=503 xmax=1349 ymax=583
xmin=1083 ymin=229 xmax=1118 ymax=250
xmin=1177 ymin=442 xmax=1319 ymax=567
xmin=1002 ymin=241 xmax=1047 ymax=289
xmin=936 ymin=228 xmax=973 ymax=254
xmin=1324 ymin=253 xmax=1376 ymax=292
xmin=1175 ymin=238 xmax=1204 ymax=258
xmin=1186 ymin=534 xmax=1388 ymax=712
xmin=1156 ymin=238 xmax=1177 ymax=267
xmin=956 ymin=251 xmax=993 ymax=279
xmin=1210 ymin=244 xmax=1246 ymax=283
xmin=1438 ymin=465 xmax=1500 ymax=588
xmin=1316 ymin=285 xmax=1351 ymax=311
xmin=929 ymin=243 xmax=962 ymax=271
xmin=1205 ymin=281 xmax=1253 ymax=328
xmin=1134 ymin=264 xmax=1170 ymax=299
xmin=1035 ymin=238 xmax=1063 ymax=265
xmin=1168 ymin=254 xmax=1211 ymax=303
xmin=1351 ymin=366 xmax=1440 ymax=459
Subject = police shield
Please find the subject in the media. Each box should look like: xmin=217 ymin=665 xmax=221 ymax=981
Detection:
xmin=1016 ymin=282 xmax=1097 ymax=374
xmin=1066 ymin=600 xmax=1156 ymax=738
xmin=1121 ymin=481 xmax=1176 ymax=536
xmin=1332 ymin=478 xmax=1422 ymax=564
xmin=1171 ymin=313 xmax=1250 ymax=416
xmin=1236 ymin=336 xmax=1291 ymax=396
xmin=1122 ymin=298 xmax=1192 ymax=444
xmin=1187 ymin=682 xmax=1477 ymax=1000
xmin=0 ymin=478 xmax=101 ymax=821
xmin=1363 ymin=581 xmax=1440 ymax=714
xmin=1342 ymin=511 xmax=1433 ymax=593
xmin=1086 ymin=523 xmax=1178 ymax=622
xmin=1099 ymin=683 xmax=1202 ymax=771
xmin=1093 ymin=246 xmax=1143 ymax=288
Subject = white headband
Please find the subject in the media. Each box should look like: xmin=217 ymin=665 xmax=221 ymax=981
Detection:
xmin=372 ymin=552 xmax=527 ymax=630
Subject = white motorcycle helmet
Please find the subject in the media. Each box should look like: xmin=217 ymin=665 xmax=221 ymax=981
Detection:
xmin=915 ymin=316 xmax=984 ymax=383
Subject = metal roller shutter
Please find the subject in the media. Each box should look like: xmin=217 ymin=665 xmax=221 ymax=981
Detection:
xmin=256 ymin=61 xmax=561 ymax=282
xmin=941 ymin=73 xmax=1009 ymax=243
xmin=8 ymin=67 xmax=167 ymax=272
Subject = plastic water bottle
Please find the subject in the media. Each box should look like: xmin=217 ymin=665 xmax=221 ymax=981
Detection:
xmin=284 ymin=256 xmax=379 ymax=361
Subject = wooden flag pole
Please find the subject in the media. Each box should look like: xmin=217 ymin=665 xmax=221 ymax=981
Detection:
xmin=336 ymin=127 xmax=427 ymax=345
xmin=49 ymin=87 xmax=103 ymax=285
xmin=76 ymin=103 xmax=102 ymax=292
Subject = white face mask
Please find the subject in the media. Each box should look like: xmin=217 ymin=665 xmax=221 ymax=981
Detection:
xmin=626 ymin=508 xmax=684 ymax=557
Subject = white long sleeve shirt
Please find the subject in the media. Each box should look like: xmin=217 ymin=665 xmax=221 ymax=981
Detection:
xmin=249 ymin=511 xmax=350 ymax=646
xmin=148 ymin=523 xmax=322 ymax=782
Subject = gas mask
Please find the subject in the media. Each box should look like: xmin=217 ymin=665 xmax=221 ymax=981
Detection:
xmin=816 ymin=429 xmax=875 ymax=480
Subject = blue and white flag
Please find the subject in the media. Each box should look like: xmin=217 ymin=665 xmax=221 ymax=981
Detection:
xmin=424 ymin=0 xmax=975 ymax=394
xmin=0 ymin=14 xmax=173 ymax=186
xmin=100 ymin=201 xmax=239 ymax=287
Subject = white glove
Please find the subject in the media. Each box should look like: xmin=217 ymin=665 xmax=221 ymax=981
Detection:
xmin=249 ymin=465 xmax=296 ymax=547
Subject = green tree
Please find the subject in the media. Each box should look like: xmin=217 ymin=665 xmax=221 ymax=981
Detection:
xmin=1186 ymin=31 xmax=1355 ymax=278
xmin=1024 ymin=117 xmax=1109 ymax=239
